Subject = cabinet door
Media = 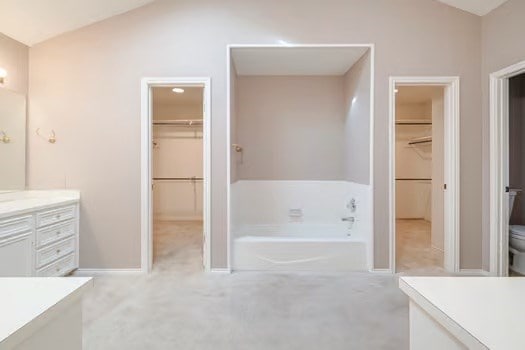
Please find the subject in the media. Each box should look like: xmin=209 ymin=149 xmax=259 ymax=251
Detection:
xmin=0 ymin=232 xmax=32 ymax=276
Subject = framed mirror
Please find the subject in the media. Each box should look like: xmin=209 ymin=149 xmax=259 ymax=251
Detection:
xmin=0 ymin=88 xmax=26 ymax=191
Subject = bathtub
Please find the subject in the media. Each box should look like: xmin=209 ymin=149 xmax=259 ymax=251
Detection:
xmin=232 ymin=223 xmax=368 ymax=271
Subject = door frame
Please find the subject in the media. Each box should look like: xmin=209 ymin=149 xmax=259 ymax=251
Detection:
xmin=140 ymin=77 xmax=212 ymax=273
xmin=388 ymin=76 xmax=461 ymax=273
xmin=489 ymin=60 xmax=525 ymax=276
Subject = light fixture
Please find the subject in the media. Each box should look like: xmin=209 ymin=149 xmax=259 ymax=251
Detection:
xmin=0 ymin=67 xmax=7 ymax=85
xmin=172 ymin=87 xmax=185 ymax=94
xmin=394 ymin=88 xmax=399 ymax=93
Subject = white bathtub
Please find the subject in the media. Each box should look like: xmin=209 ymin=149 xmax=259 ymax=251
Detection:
xmin=233 ymin=224 xmax=368 ymax=271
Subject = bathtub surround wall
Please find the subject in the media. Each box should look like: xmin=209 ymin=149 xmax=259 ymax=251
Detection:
xmin=236 ymin=75 xmax=345 ymax=181
xmin=27 ymin=0 xmax=483 ymax=270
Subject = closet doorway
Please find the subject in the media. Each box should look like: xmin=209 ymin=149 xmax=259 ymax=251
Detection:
xmin=141 ymin=78 xmax=211 ymax=273
xmin=389 ymin=77 xmax=460 ymax=274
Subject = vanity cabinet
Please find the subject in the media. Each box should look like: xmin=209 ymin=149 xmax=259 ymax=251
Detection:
xmin=0 ymin=194 xmax=80 ymax=277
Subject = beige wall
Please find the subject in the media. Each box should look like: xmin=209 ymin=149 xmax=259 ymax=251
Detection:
xmin=481 ymin=0 xmax=525 ymax=270
xmin=236 ymin=75 xmax=345 ymax=180
xmin=27 ymin=0 xmax=483 ymax=269
xmin=342 ymin=50 xmax=371 ymax=185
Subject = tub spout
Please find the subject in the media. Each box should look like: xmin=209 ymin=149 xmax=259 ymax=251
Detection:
xmin=341 ymin=217 xmax=355 ymax=222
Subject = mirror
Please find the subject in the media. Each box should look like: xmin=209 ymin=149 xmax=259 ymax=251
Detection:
xmin=0 ymin=89 xmax=26 ymax=191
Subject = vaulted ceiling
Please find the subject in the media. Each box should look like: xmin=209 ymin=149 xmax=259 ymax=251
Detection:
xmin=0 ymin=0 xmax=155 ymax=46
xmin=0 ymin=0 xmax=511 ymax=47
xmin=435 ymin=0 xmax=508 ymax=16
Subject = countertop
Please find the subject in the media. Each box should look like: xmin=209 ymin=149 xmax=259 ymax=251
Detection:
xmin=0 ymin=190 xmax=80 ymax=218
xmin=0 ymin=277 xmax=92 ymax=349
xmin=399 ymin=276 xmax=525 ymax=350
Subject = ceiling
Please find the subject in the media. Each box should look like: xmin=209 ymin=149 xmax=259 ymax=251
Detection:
xmin=436 ymin=0 xmax=508 ymax=16
xmin=232 ymin=47 xmax=369 ymax=76
xmin=0 ymin=0 xmax=155 ymax=46
xmin=396 ymin=86 xmax=444 ymax=104
xmin=0 ymin=0 xmax=510 ymax=47
xmin=152 ymin=87 xmax=203 ymax=107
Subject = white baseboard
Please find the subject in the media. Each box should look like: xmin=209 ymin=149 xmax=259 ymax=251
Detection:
xmin=456 ymin=269 xmax=490 ymax=276
xmin=73 ymin=268 xmax=143 ymax=277
xmin=370 ymin=268 xmax=393 ymax=274
xmin=210 ymin=268 xmax=231 ymax=274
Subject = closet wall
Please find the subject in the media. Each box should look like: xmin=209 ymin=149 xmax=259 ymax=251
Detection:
xmin=152 ymin=87 xmax=203 ymax=221
xmin=395 ymin=100 xmax=433 ymax=220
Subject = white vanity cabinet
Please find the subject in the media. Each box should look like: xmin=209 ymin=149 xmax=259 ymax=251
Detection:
xmin=0 ymin=191 xmax=80 ymax=277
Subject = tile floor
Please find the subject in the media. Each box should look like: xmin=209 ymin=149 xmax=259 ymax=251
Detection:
xmin=82 ymin=221 xmax=409 ymax=349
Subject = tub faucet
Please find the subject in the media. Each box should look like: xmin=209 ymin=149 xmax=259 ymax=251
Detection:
xmin=341 ymin=217 xmax=355 ymax=222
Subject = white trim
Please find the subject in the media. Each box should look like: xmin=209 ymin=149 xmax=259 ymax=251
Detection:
xmin=72 ymin=269 xmax=143 ymax=276
xmin=140 ymin=77 xmax=212 ymax=273
xmin=489 ymin=60 xmax=525 ymax=276
xmin=456 ymin=269 xmax=490 ymax=276
xmin=389 ymin=76 xmax=461 ymax=274
xmin=210 ymin=268 xmax=231 ymax=274
xmin=226 ymin=43 xmax=376 ymax=272
xmin=370 ymin=268 xmax=393 ymax=274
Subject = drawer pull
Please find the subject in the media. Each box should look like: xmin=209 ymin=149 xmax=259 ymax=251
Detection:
xmin=56 ymin=231 xmax=61 ymax=235
xmin=56 ymin=215 xmax=61 ymax=219
xmin=56 ymin=249 xmax=61 ymax=254
xmin=56 ymin=267 xmax=60 ymax=272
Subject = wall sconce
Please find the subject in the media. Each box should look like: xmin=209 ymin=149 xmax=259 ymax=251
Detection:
xmin=0 ymin=68 xmax=7 ymax=85
xmin=1 ymin=130 xmax=10 ymax=143
xmin=36 ymin=128 xmax=57 ymax=144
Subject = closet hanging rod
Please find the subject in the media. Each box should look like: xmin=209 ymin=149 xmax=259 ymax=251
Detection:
xmin=153 ymin=177 xmax=203 ymax=181
xmin=408 ymin=139 xmax=432 ymax=145
xmin=396 ymin=178 xmax=432 ymax=181
xmin=153 ymin=119 xmax=203 ymax=126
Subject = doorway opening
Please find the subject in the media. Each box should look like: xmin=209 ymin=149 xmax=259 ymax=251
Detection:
xmin=141 ymin=78 xmax=211 ymax=273
xmin=389 ymin=77 xmax=460 ymax=274
xmin=490 ymin=60 xmax=525 ymax=276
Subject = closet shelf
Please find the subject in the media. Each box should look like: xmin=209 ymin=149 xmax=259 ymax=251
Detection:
xmin=408 ymin=136 xmax=432 ymax=145
xmin=396 ymin=119 xmax=432 ymax=125
xmin=153 ymin=119 xmax=203 ymax=126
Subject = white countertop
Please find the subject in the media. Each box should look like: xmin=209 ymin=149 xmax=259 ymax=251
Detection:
xmin=0 ymin=277 xmax=92 ymax=349
xmin=400 ymin=277 xmax=525 ymax=350
xmin=0 ymin=190 xmax=80 ymax=218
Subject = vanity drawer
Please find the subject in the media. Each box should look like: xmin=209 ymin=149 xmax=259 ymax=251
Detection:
xmin=36 ymin=220 xmax=76 ymax=248
xmin=36 ymin=205 xmax=76 ymax=228
xmin=36 ymin=252 xmax=76 ymax=277
xmin=0 ymin=215 xmax=33 ymax=240
xmin=36 ymin=236 xmax=76 ymax=269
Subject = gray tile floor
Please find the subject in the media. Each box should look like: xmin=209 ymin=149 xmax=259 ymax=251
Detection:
xmin=82 ymin=221 xmax=409 ymax=349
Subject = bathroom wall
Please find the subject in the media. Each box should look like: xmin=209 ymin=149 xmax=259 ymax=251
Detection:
xmin=230 ymin=58 xmax=239 ymax=184
xmin=509 ymin=74 xmax=525 ymax=225
xmin=27 ymin=0 xmax=483 ymax=270
xmin=0 ymin=33 xmax=28 ymax=95
xmin=342 ymin=50 xmax=371 ymax=185
xmin=236 ymin=75 xmax=345 ymax=181
xmin=482 ymin=0 xmax=525 ymax=270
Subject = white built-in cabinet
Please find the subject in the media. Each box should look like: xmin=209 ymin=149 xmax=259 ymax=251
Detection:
xmin=0 ymin=193 xmax=79 ymax=277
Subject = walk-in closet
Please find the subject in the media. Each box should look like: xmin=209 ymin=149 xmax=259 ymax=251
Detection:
xmin=152 ymin=86 xmax=204 ymax=271
xmin=394 ymin=86 xmax=445 ymax=274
